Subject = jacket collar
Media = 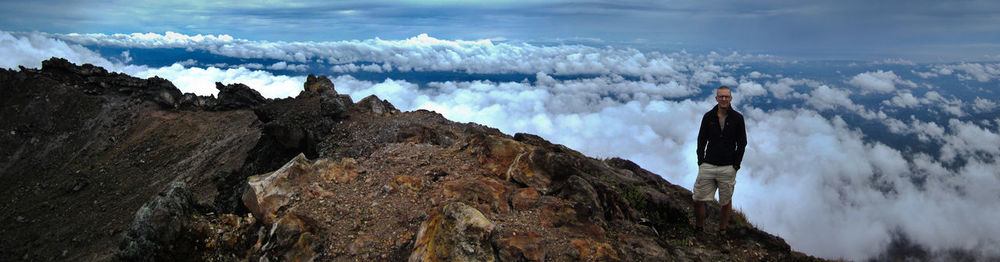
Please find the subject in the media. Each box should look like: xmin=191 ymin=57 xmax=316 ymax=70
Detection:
xmin=710 ymin=105 xmax=735 ymax=116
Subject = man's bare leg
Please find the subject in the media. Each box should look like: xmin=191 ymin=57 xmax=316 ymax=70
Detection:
xmin=719 ymin=202 xmax=731 ymax=231
xmin=695 ymin=201 xmax=706 ymax=231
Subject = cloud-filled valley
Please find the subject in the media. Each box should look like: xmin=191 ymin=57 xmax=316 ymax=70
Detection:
xmin=3 ymin=30 xmax=1000 ymax=261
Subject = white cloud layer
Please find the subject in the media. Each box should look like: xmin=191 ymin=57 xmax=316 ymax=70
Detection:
xmin=267 ymin=61 xmax=308 ymax=71
xmin=134 ymin=64 xmax=306 ymax=98
xmin=4 ymin=30 xmax=1000 ymax=261
xmin=47 ymin=31 xmax=776 ymax=89
xmin=882 ymin=91 xmax=967 ymax=116
xmin=0 ymin=31 xmax=306 ymax=99
xmin=1 ymin=30 xmax=116 ymax=70
xmin=848 ymin=70 xmax=917 ymax=94
xmin=931 ymin=63 xmax=1000 ymax=82
xmin=973 ymin=97 xmax=998 ymax=113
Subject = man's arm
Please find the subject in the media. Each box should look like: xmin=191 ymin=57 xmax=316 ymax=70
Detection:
xmin=696 ymin=115 xmax=708 ymax=165
xmin=734 ymin=115 xmax=747 ymax=170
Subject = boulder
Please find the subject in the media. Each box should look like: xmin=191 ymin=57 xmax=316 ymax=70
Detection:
xmin=320 ymin=93 xmax=352 ymax=120
xmin=484 ymin=137 xmax=528 ymax=178
xmin=214 ymin=82 xmax=266 ymax=110
xmin=409 ymin=202 xmax=498 ymax=262
xmin=248 ymin=214 xmax=319 ymax=262
xmin=355 ymin=95 xmax=399 ymax=116
xmin=442 ymin=177 xmax=509 ymax=213
xmin=507 ymin=149 xmax=555 ymax=194
xmin=116 ymin=182 xmax=197 ymax=261
xmin=298 ymin=74 xmax=352 ymax=119
xmin=562 ymin=176 xmax=604 ymax=223
xmin=242 ymin=154 xmax=315 ymax=223
xmin=143 ymin=77 xmax=183 ymax=109
xmin=302 ymin=74 xmax=336 ymax=95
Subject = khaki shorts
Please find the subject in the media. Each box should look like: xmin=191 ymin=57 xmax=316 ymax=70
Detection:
xmin=692 ymin=163 xmax=737 ymax=205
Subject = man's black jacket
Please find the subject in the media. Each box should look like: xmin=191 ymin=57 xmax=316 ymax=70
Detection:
xmin=697 ymin=105 xmax=747 ymax=168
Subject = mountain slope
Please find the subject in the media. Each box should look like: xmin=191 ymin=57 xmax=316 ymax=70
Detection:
xmin=0 ymin=58 xmax=821 ymax=261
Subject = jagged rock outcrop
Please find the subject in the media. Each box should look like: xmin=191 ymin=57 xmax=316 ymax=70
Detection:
xmin=214 ymin=82 xmax=266 ymax=110
xmin=301 ymin=74 xmax=335 ymax=95
xmin=116 ymin=182 xmax=198 ymax=261
xmin=0 ymin=58 xmax=823 ymax=261
xmin=356 ymin=94 xmax=399 ymax=116
xmin=299 ymin=74 xmax=352 ymax=120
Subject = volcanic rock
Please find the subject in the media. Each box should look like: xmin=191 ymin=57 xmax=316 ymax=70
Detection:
xmin=0 ymin=58 xmax=826 ymax=262
xmin=116 ymin=182 xmax=197 ymax=261
xmin=510 ymin=187 xmax=539 ymax=211
xmin=355 ymin=94 xmax=399 ymax=116
xmin=302 ymin=74 xmax=335 ymax=95
xmin=409 ymin=202 xmax=498 ymax=262
xmin=214 ymin=82 xmax=266 ymax=110
xmin=242 ymin=153 xmax=315 ymax=224
xmin=497 ymin=232 xmax=545 ymax=261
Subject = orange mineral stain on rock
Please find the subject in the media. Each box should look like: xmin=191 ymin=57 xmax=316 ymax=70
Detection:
xmin=571 ymin=238 xmax=619 ymax=261
xmin=409 ymin=202 xmax=497 ymax=262
xmin=442 ymin=177 xmax=509 ymax=213
xmin=315 ymin=157 xmax=362 ymax=184
xmin=498 ymin=232 xmax=546 ymax=261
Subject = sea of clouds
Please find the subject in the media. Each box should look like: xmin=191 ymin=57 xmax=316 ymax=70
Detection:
xmin=3 ymin=30 xmax=999 ymax=260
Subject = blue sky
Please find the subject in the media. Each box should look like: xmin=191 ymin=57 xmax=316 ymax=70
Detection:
xmin=3 ymin=0 xmax=1000 ymax=61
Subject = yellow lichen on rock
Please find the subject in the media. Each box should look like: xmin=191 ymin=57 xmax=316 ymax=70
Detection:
xmin=409 ymin=202 xmax=497 ymax=262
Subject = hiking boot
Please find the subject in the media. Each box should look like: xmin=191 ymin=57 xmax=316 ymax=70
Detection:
xmin=692 ymin=225 xmax=707 ymax=240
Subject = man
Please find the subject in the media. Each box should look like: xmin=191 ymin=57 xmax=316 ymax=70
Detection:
xmin=693 ymin=86 xmax=747 ymax=237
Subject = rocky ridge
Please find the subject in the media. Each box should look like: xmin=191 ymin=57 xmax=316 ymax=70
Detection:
xmin=0 ymin=58 xmax=822 ymax=261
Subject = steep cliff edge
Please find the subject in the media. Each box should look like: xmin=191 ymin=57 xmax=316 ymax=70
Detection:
xmin=0 ymin=58 xmax=821 ymax=261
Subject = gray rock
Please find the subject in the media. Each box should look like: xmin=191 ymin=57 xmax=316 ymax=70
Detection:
xmin=142 ymin=77 xmax=182 ymax=109
xmin=320 ymin=93 xmax=352 ymax=120
xmin=302 ymin=74 xmax=336 ymax=95
xmin=355 ymin=95 xmax=398 ymax=116
xmin=116 ymin=182 xmax=196 ymax=261
xmin=41 ymin=57 xmax=108 ymax=77
xmin=214 ymin=82 xmax=266 ymax=110
xmin=178 ymin=93 xmax=217 ymax=109
xmin=563 ymin=175 xmax=604 ymax=224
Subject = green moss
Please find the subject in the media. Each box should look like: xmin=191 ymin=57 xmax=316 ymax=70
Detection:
xmin=622 ymin=184 xmax=648 ymax=209
xmin=621 ymin=184 xmax=670 ymax=230
xmin=670 ymin=239 xmax=687 ymax=247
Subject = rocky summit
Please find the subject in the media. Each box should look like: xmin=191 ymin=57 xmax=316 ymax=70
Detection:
xmin=0 ymin=58 xmax=822 ymax=261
